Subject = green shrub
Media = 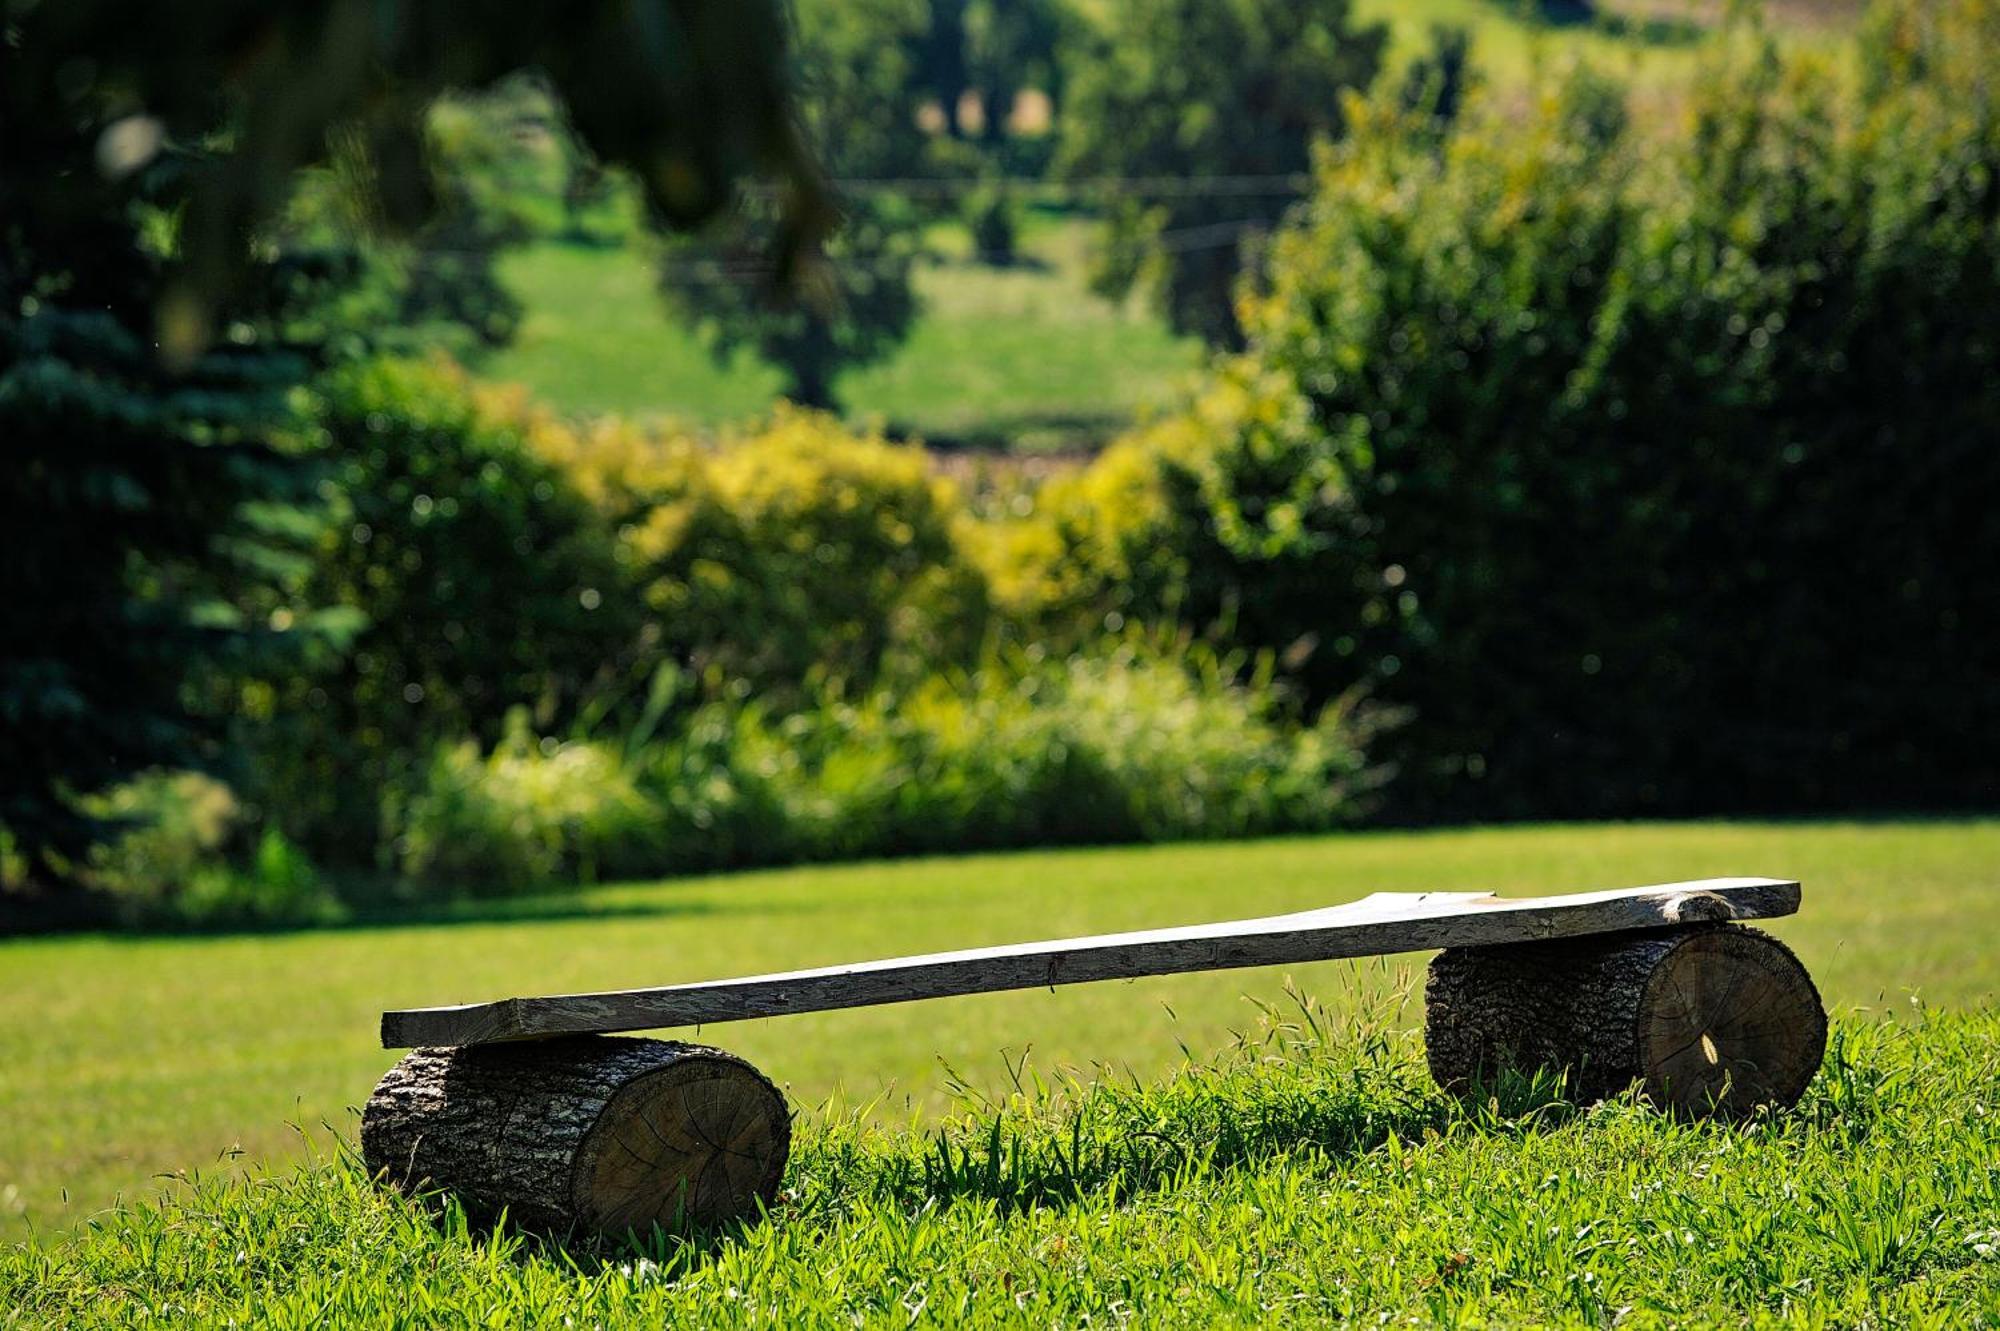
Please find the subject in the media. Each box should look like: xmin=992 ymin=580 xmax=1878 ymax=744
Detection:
xmin=397 ymin=717 xmax=662 ymax=893
xmin=628 ymin=634 xmax=1370 ymax=872
xmin=82 ymin=773 xmax=341 ymax=927
xmin=173 ymin=827 xmax=340 ymax=928
xmin=385 ymin=636 xmax=1369 ymax=887
xmin=83 ymin=771 xmax=238 ymax=898
xmin=529 ymin=403 xmax=991 ymax=698
xmin=253 ymin=358 xmax=639 ymax=863
xmin=1063 ymin=0 xmax=2000 ymax=820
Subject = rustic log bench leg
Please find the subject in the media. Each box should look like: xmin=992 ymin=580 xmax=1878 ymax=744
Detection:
xmin=1424 ymin=923 xmax=1826 ymax=1117
xmin=361 ymin=1036 xmax=790 ymax=1234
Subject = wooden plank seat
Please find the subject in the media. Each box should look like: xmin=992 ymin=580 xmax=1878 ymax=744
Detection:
xmin=382 ymin=877 xmax=1800 ymax=1047
xmin=362 ymin=876 xmax=1826 ymax=1234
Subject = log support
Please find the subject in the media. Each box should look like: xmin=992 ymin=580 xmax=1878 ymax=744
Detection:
xmin=362 ymin=1036 xmax=789 ymax=1234
xmin=1425 ymin=923 xmax=1826 ymax=1117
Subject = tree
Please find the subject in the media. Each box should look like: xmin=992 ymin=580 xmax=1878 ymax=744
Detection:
xmin=278 ymin=82 xmax=546 ymax=358
xmin=660 ymin=0 xmax=935 ymax=409
xmin=1056 ymin=0 xmax=1386 ymax=348
xmin=1104 ymin=10 xmax=2000 ymax=819
xmin=963 ymin=0 xmax=1071 ymax=143
xmin=663 ymin=196 xmax=924 ymax=410
xmin=917 ymin=0 xmax=974 ymax=139
xmin=0 ymin=2 xmax=823 ymax=890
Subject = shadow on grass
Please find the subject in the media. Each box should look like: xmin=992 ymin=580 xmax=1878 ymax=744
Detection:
xmin=0 ymin=876 xmax=842 ymax=943
xmin=421 ymin=1060 xmax=1597 ymax=1277
xmin=870 ymin=1059 xmax=1594 ymax=1219
xmin=333 ymin=892 xmax=723 ymax=933
xmin=405 ymin=975 xmax=1612 ymax=1274
xmin=886 ymin=410 xmax=1126 ymax=456
xmin=1512 ymin=0 xmax=1706 ymax=45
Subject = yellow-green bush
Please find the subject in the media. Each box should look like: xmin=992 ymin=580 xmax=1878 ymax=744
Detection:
xmin=961 ymin=430 xmax=1180 ymax=626
xmin=512 ymin=396 xmax=991 ymax=695
xmin=390 ymin=637 xmax=1370 ymax=892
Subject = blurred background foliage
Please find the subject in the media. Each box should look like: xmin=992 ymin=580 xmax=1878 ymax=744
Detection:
xmin=3 ymin=0 xmax=1995 ymax=927
xmin=1056 ymin=0 xmax=1390 ymax=347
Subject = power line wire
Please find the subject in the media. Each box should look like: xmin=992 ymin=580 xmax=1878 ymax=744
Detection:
xmin=750 ymin=173 xmax=1312 ymax=200
xmin=365 ymin=218 xmax=1271 ymax=275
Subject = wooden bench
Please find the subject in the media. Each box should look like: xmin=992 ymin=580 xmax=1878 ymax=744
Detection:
xmin=362 ymin=877 xmax=1825 ymax=1235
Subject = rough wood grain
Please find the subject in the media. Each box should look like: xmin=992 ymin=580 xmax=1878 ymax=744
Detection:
xmin=383 ymin=877 xmax=1799 ymax=1048
xmin=362 ymin=1036 xmax=789 ymax=1233
xmin=1425 ymin=923 xmax=1826 ymax=1117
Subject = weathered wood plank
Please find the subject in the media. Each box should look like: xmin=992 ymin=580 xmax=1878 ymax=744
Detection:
xmin=381 ymin=877 xmax=1800 ymax=1048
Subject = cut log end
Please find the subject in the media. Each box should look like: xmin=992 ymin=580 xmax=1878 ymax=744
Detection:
xmin=576 ymin=1051 xmax=791 ymax=1233
xmin=1425 ymin=924 xmax=1825 ymax=1118
xmin=362 ymin=1036 xmax=789 ymax=1234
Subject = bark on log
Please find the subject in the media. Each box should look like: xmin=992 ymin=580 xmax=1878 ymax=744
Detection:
xmin=1425 ymin=923 xmax=1825 ymax=1117
xmin=362 ymin=1036 xmax=790 ymax=1233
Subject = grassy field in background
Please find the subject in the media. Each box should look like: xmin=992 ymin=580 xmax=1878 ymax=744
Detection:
xmin=473 ymin=215 xmax=1202 ymax=446
xmin=1361 ymin=0 xmax=1695 ymax=83
xmin=474 ymin=239 xmax=785 ymax=423
xmin=4 ymin=819 xmax=1994 ymax=1243
xmin=1358 ymin=0 xmax=1859 ymax=81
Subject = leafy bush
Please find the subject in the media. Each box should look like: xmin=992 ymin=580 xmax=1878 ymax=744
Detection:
xmin=387 ymin=637 xmax=1369 ymax=891
xmin=82 ymin=772 xmax=341 ymax=927
xmin=960 ymin=430 xmax=1175 ymax=631
xmin=1048 ymin=0 xmax=2000 ymax=820
xmin=636 ymin=633 xmax=1370 ymax=870
xmin=253 ymin=358 xmax=638 ymax=863
xmin=397 ymin=718 xmax=662 ymax=892
xmin=524 ymin=401 xmax=991 ymax=697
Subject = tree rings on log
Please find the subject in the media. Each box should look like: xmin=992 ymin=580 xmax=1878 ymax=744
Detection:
xmin=362 ymin=1036 xmax=790 ymax=1234
xmin=1425 ymin=924 xmax=1825 ymax=1118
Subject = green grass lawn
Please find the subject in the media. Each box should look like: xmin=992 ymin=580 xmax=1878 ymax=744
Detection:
xmin=4 ymin=819 xmax=1995 ymax=1253
xmin=471 ymin=215 xmax=1203 ymax=446
xmin=1356 ymin=0 xmax=1859 ymax=86
xmin=13 ymin=1015 xmax=1999 ymax=1328
xmin=5 ymin=825 xmax=1997 ymax=1323
xmin=1358 ymin=0 xmax=1696 ymax=85
xmin=473 ymin=239 xmax=787 ymax=423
